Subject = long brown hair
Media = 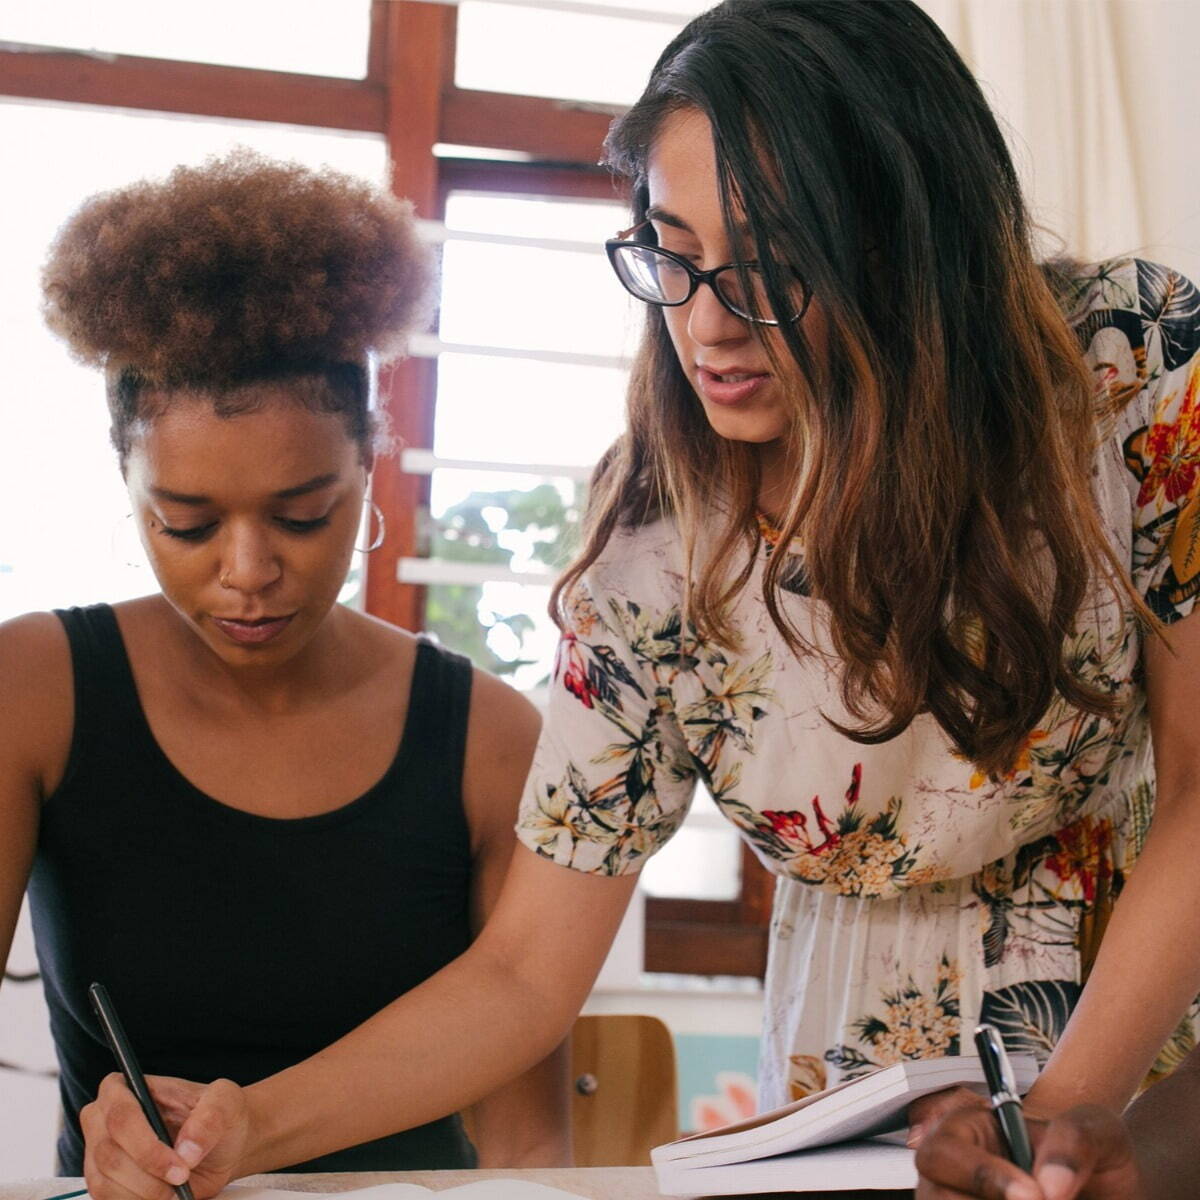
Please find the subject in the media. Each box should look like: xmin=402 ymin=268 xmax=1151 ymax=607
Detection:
xmin=554 ymin=0 xmax=1150 ymax=778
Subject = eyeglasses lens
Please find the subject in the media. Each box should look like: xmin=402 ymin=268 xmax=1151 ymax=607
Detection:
xmin=615 ymin=245 xmax=691 ymax=304
xmin=611 ymin=244 xmax=805 ymax=323
xmin=715 ymin=268 xmax=771 ymax=321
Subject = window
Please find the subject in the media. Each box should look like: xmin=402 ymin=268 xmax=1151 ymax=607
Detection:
xmin=0 ymin=0 xmax=372 ymax=77
xmin=413 ymin=187 xmax=631 ymax=689
xmin=0 ymin=0 xmax=772 ymax=980
xmin=455 ymin=1 xmax=693 ymax=108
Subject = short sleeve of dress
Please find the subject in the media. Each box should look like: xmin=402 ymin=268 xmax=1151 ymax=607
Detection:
xmin=515 ymin=561 xmax=698 ymax=876
xmin=1122 ymin=261 xmax=1200 ymax=624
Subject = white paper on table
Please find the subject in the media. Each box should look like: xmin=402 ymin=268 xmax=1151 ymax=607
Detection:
xmin=229 ymin=1182 xmax=587 ymax=1200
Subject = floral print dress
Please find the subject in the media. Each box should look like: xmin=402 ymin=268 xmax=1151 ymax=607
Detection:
xmin=516 ymin=258 xmax=1200 ymax=1109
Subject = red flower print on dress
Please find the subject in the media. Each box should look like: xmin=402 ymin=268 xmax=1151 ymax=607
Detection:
xmin=555 ymin=634 xmax=599 ymax=709
xmin=845 ymin=761 xmax=862 ymax=805
xmin=1043 ymin=816 xmax=1114 ymax=904
xmin=761 ymin=763 xmax=862 ymax=856
xmin=1137 ymin=364 xmax=1200 ymax=508
xmin=762 ymin=808 xmax=810 ymax=845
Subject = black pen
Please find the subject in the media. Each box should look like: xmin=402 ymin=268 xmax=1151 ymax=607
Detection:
xmin=88 ymin=983 xmax=196 ymax=1200
xmin=974 ymin=1022 xmax=1035 ymax=1172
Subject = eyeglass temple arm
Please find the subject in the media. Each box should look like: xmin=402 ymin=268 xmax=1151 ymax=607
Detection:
xmin=613 ymin=219 xmax=652 ymax=240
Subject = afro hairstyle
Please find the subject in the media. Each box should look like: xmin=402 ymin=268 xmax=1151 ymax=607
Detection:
xmin=42 ymin=148 xmax=433 ymax=387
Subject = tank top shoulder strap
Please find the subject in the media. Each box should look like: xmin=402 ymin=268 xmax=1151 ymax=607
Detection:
xmin=400 ymin=636 xmax=475 ymax=825
xmin=51 ymin=603 xmax=152 ymax=789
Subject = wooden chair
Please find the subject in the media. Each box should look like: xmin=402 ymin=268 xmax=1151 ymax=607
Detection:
xmin=570 ymin=1013 xmax=679 ymax=1166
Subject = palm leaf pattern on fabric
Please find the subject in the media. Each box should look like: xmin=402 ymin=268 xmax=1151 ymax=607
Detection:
xmin=1138 ymin=259 xmax=1200 ymax=372
xmin=979 ymin=981 xmax=1082 ymax=1065
xmin=1147 ymin=1015 xmax=1197 ymax=1084
xmin=678 ymin=651 xmax=774 ymax=759
xmin=615 ymin=599 xmax=700 ymax=675
xmin=1127 ymin=780 xmax=1154 ymax=857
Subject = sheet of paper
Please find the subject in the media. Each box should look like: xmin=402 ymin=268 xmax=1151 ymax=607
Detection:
xmin=229 ymin=1183 xmax=587 ymax=1200
xmin=229 ymin=1189 xmax=430 ymax=1200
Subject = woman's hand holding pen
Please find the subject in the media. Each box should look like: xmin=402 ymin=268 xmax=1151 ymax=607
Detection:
xmin=81 ymin=1074 xmax=249 ymax=1200
xmin=914 ymin=1104 xmax=1146 ymax=1200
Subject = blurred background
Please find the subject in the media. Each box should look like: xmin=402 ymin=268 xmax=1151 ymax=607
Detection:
xmin=1 ymin=0 xmax=1198 ymax=1172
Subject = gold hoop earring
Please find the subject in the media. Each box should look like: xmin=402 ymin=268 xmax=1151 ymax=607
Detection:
xmin=357 ymin=499 xmax=385 ymax=553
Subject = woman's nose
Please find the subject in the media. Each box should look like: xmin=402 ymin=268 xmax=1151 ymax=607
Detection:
xmin=686 ymin=279 xmax=748 ymax=347
xmin=218 ymin=526 xmax=283 ymax=595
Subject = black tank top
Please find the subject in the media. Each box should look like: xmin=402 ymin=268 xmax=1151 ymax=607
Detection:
xmin=28 ymin=604 xmax=478 ymax=1174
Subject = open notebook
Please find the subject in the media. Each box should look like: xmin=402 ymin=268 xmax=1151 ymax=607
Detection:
xmin=228 ymin=1185 xmax=585 ymax=1200
xmin=652 ymin=1053 xmax=1039 ymax=1196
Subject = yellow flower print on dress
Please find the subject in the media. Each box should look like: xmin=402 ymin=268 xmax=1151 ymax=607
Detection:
xmin=1125 ymin=358 xmax=1200 ymax=614
xmin=787 ymin=1054 xmax=828 ymax=1102
xmin=728 ymin=764 xmax=932 ymax=897
xmin=968 ymin=728 xmax=1051 ymax=790
xmin=825 ymin=955 xmax=961 ymax=1079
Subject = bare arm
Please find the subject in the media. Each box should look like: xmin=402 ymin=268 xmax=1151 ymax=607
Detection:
xmin=1026 ymin=611 xmax=1200 ymax=1115
xmin=0 ymin=613 xmax=71 ymax=990
xmin=460 ymin=669 xmax=572 ymax=1167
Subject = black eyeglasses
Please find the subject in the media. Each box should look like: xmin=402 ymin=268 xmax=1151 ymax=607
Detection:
xmin=604 ymin=222 xmax=811 ymax=326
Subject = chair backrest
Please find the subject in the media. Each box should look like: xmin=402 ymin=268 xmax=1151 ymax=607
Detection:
xmin=570 ymin=1013 xmax=678 ymax=1167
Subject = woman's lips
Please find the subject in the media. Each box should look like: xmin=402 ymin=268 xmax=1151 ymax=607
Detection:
xmin=212 ymin=614 xmax=295 ymax=645
xmin=696 ymin=365 xmax=770 ymax=406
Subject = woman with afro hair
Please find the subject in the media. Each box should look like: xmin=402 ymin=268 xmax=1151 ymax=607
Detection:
xmin=0 ymin=150 xmax=570 ymax=1177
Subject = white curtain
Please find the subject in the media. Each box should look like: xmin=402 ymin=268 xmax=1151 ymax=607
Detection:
xmin=918 ymin=0 xmax=1200 ymax=282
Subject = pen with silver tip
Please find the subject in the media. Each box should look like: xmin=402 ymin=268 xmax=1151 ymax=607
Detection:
xmin=974 ymin=1023 xmax=1034 ymax=1172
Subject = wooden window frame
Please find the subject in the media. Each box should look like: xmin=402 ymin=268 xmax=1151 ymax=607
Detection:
xmin=0 ymin=0 xmax=772 ymax=978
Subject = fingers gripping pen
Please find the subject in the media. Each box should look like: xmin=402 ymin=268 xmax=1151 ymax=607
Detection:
xmin=88 ymin=982 xmax=197 ymax=1200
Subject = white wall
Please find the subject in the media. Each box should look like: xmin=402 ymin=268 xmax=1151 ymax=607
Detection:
xmin=1 ymin=902 xmax=60 ymax=1176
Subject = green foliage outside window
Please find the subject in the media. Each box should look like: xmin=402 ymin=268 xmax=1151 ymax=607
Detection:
xmin=424 ymin=482 xmax=581 ymax=681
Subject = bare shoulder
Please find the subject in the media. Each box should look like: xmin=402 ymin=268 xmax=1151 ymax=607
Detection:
xmin=0 ymin=610 xmax=74 ymax=798
xmin=349 ymin=607 xmax=422 ymax=672
xmin=462 ymin=668 xmax=542 ymax=847
xmin=468 ymin=669 xmax=542 ymax=762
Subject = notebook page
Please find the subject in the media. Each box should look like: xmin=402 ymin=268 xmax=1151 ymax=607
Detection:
xmin=228 ymin=1183 xmax=587 ymax=1200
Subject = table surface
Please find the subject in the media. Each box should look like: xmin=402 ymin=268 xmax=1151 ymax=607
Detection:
xmin=0 ymin=1172 xmax=914 ymax=1200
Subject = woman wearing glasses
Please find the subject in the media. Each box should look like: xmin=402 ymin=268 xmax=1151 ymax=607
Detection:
xmin=76 ymin=2 xmax=1200 ymax=1194
xmin=546 ymin=0 xmax=1200 ymax=1125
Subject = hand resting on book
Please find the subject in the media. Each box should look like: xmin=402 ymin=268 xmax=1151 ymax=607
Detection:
xmin=906 ymin=1087 xmax=990 ymax=1149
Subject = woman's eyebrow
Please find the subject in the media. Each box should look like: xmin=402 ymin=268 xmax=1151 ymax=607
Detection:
xmin=149 ymin=473 xmax=341 ymax=505
xmin=646 ymin=206 xmax=756 ymax=241
xmin=273 ymin=473 xmax=341 ymax=500
xmin=646 ymin=206 xmax=692 ymax=232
